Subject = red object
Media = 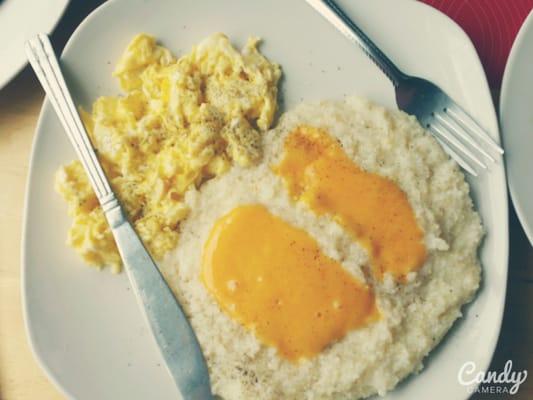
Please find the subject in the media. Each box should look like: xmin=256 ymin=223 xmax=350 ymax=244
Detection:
xmin=422 ymin=0 xmax=533 ymax=90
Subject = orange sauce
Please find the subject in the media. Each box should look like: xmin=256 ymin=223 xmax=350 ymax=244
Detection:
xmin=274 ymin=126 xmax=426 ymax=281
xmin=201 ymin=205 xmax=379 ymax=361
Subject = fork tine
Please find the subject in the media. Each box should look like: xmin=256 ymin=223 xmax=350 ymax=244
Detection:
xmin=430 ymin=119 xmax=487 ymax=170
xmin=446 ymin=104 xmax=504 ymax=155
xmin=434 ymin=112 xmax=495 ymax=162
xmin=431 ymin=134 xmax=478 ymax=177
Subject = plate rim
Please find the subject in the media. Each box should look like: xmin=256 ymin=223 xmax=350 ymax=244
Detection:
xmin=20 ymin=2 xmax=119 ymax=399
xmin=500 ymin=8 xmax=533 ymax=245
xmin=20 ymin=0 xmax=509 ymax=398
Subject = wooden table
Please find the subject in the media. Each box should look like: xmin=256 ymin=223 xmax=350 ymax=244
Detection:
xmin=0 ymin=1 xmax=531 ymax=399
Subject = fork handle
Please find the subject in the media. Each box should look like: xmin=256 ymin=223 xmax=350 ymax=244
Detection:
xmin=306 ymin=0 xmax=406 ymax=86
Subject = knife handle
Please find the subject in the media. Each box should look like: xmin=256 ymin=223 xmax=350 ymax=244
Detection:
xmin=26 ymin=33 xmax=213 ymax=400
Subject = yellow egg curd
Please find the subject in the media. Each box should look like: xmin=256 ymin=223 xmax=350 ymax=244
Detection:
xmin=274 ymin=126 xmax=426 ymax=281
xmin=55 ymin=33 xmax=281 ymax=271
xmin=201 ymin=205 xmax=378 ymax=361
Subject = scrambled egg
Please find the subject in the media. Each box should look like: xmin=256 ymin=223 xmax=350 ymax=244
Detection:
xmin=55 ymin=33 xmax=281 ymax=272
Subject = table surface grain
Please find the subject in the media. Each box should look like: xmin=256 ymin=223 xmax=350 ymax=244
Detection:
xmin=0 ymin=1 xmax=531 ymax=399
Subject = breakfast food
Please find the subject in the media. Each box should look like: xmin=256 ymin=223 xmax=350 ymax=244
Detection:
xmin=160 ymin=97 xmax=483 ymax=399
xmin=201 ymin=204 xmax=380 ymax=362
xmin=55 ymin=33 xmax=281 ymax=271
xmin=54 ymin=32 xmax=482 ymax=399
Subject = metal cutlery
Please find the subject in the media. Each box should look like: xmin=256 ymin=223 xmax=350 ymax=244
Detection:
xmin=26 ymin=33 xmax=213 ymax=400
xmin=306 ymin=0 xmax=504 ymax=176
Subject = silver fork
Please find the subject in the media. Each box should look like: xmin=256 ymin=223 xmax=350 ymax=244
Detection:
xmin=26 ymin=34 xmax=213 ymax=400
xmin=306 ymin=0 xmax=504 ymax=176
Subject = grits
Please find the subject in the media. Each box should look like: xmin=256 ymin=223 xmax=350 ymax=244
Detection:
xmin=160 ymin=97 xmax=483 ymax=399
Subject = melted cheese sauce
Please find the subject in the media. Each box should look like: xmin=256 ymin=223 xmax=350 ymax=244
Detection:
xmin=275 ymin=126 xmax=426 ymax=281
xmin=201 ymin=205 xmax=378 ymax=361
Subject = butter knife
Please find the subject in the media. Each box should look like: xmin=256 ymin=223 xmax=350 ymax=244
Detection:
xmin=25 ymin=34 xmax=213 ymax=400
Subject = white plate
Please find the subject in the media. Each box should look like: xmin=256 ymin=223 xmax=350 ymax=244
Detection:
xmin=22 ymin=0 xmax=509 ymax=399
xmin=500 ymin=9 xmax=533 ymax=246
xmin=0 ymin=0 xmax=69 ymax=90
